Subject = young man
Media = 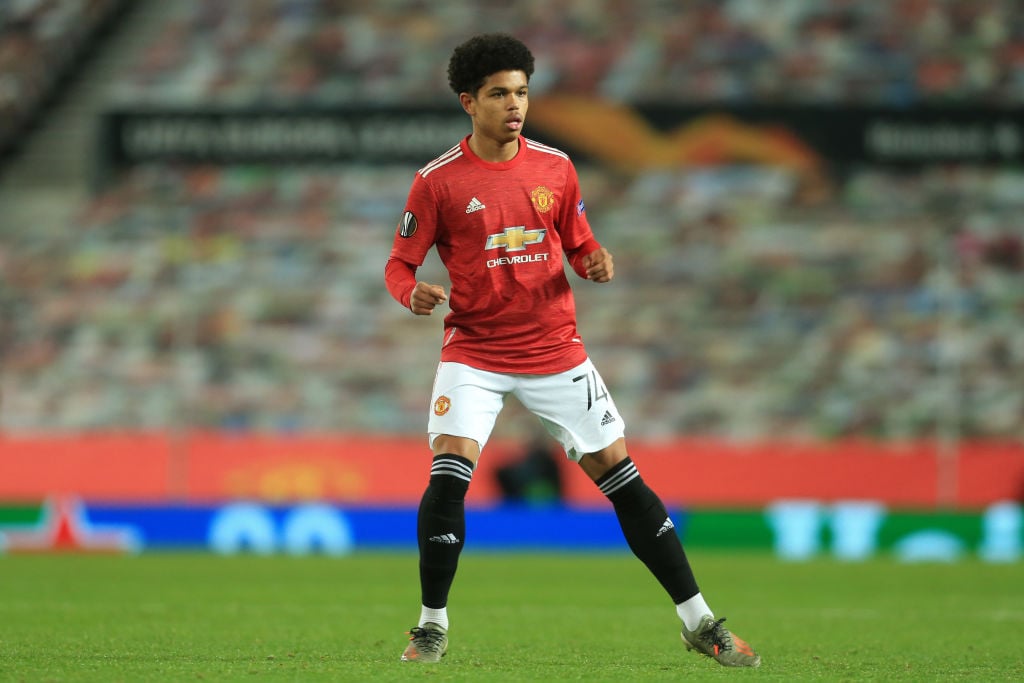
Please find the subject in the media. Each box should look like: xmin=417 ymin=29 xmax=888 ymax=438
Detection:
xmin=384 ymin=33 xmax=760 ymax=668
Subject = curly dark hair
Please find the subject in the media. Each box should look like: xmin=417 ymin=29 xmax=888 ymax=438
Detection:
xmin=447 ymin=33 xmax=535 ymax=96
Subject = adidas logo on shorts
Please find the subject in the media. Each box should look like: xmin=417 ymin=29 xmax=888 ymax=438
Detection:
xmin=600 ymin=410 xmax=616 ymax=426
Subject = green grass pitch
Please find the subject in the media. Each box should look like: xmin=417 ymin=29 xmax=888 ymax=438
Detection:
xmin=1 ymin=551 xmax=1021 ymax=681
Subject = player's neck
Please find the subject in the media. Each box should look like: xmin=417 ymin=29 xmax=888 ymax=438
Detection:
xmin=467 ymin=134 xmax=520 ymax=163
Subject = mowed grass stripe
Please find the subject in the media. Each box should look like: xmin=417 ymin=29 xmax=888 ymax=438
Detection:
xmin=0 ymin=552 xmax=1021 ymax=681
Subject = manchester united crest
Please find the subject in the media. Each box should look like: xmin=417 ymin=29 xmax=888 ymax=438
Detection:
xmin=530 ymin=186 xmax=554 ymax=213
xmin=433 ymin=395 xmax=451 ymax=416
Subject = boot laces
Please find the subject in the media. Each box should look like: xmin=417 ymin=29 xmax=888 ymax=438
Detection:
xmin=407 ymin=626 xmax=446 ymax=654
xmin=702 ymin=618 xmax=733 ymax=651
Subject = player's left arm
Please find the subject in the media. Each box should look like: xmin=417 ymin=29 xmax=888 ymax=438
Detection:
xmin=560 ymin=159 xmax=612 ymax=283
xmin=580 ymin=246 xmax=613 ymax=283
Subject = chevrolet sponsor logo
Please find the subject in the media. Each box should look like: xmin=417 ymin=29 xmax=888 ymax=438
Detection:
xmin=484 ymin=226 xmax=547 ymax=252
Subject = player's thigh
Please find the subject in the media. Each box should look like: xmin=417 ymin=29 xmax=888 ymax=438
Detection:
xmin=515 ymin=359 xmax=625 ymax=462
xmin=428 ymin=362 xmax=511 ymax=454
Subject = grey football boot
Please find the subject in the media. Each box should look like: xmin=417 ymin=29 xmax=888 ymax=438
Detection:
xmin=401 ymin=622 xmax=448 ymax=663
xmin=681 ymin=615 xmax=761 ymax=667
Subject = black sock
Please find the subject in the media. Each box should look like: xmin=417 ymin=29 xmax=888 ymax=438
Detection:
xmin=417 ymin=454 xmax=474 ymax=609
xmin=596 ymin=457 xmax=699 ymax=603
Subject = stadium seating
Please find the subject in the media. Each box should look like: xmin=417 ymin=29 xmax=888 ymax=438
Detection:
xmin=2 ymin=161 xmax=1021 ymax=438
xmin=2 ymin=0 xmax=1022 ymax=439
xmin=107 ymin=0 xmax=1024 ymax=106
xmin=0 ymin=0 xmax=125 ymax=159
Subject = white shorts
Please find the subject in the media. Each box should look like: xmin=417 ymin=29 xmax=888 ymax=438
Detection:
xmin=427 ymin=359 xmax=626 ymax=461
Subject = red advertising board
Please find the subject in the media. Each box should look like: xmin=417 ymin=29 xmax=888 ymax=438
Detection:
xmin=1 ymin=432 xmax=1021 ymax=509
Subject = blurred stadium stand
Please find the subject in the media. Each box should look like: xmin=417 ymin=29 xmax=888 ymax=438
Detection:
xmin=0 ymin=0 xmax=135 ymax=175
xmin=103 ymin=0 xmax=1024 ymax=107
xmin=1 ymin=0 xmax=1022 ymax=442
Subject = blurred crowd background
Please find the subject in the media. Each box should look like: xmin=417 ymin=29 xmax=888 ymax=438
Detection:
xmin=1 ymin=0 xmax=1022 ymax=441
xmin=109 ymin=0 xmax=1024 ymax=106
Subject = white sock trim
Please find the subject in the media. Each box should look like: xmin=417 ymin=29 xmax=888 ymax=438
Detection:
xmin=420 ymin=605 xmax=448 ymax=630
xmin=676 ymin=593 xmax=713 ymax=631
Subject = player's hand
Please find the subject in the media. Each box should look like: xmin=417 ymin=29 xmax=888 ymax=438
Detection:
xmin=409 ymin=281 xmax=447 ymax=315
xmin=582 ymin=247 xmax=614 ymax=283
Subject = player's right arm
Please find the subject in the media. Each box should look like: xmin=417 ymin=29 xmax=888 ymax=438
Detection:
xmin=385 ymin=172 xmax=446 ymax=315
xmin=385 ymin=257 xmax=448 ymax=315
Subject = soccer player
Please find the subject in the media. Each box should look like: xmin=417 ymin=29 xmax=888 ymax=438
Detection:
xmin=384 ymin=33 xmax=760 ymax=668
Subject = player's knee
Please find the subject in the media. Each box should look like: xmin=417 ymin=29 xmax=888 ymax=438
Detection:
xmin=579 ymin=438 xmax=629 ymax=480
xmin=431 ymin=434 xmax=481 ymax=462
xmin=427 ymin=453 xmax=475 ymax=500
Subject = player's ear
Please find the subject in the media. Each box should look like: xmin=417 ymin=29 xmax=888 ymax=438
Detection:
xmin=459 ymin=91 xmax=476 ymax=116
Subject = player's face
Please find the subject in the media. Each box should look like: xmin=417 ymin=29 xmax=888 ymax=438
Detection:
xmin=466 ymin=70 xmax=529 ymax=145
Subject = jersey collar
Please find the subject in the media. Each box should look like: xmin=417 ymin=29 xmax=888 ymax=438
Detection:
xmin=461 ymin=135 xmax=526 ymax=171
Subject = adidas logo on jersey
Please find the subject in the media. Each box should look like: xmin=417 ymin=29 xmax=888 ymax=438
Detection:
xmin=600 ymin=410 xmax=616 ymax=426
xmin=429 ymin=533 xmax=460 ymax=544
xmin=465 ymin=197 xmax=486 ymax=214
xmin=656 ymin=517 xmax=676 ymax=537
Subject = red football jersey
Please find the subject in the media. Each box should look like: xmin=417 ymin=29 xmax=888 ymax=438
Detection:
xmin=386 ymin=135 xmax=602 ymax=374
